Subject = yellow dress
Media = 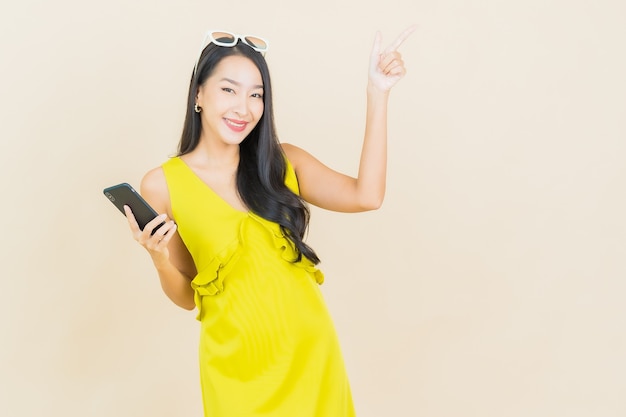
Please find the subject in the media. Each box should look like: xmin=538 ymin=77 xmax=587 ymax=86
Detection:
xmin=162 ymin=156 xmax=355 ymax=417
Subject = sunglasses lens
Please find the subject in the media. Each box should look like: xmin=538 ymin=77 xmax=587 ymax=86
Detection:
xmin=211 ymin=31 xmax=236 ymax=45
xmin=244 ymin=36 xmax=268 ymax=51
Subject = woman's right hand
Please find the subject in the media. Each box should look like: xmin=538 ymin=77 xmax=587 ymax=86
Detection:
xmin=124 ymin=205 xmax=178 ymax=266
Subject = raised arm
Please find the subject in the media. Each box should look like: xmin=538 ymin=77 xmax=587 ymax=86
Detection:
xmin=284 ymin=26 xmax=416 ymax=213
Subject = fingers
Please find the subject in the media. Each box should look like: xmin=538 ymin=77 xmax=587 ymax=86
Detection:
xmin=145 ymin=214 xmax=169 ymax=237
xmin=369 ymin=25 xmax=415 ymax=81
xmin=384 ymin=24 xmax=417 ymax=54
xmin=124 ymin=205 xmax=141 ymax=233
xmin=370 ymin=31 xmax=382 ymax=60
xmin=124 ymin=206 xmax=176 ymax=251
xmin=378 ymin=51 xmax=406 ymax=76
xmin=144 ymin=219 xmax=177 ymax=251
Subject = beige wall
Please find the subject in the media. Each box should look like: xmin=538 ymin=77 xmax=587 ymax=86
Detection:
xmin=1 ymin=0 xmax=625 ymax=416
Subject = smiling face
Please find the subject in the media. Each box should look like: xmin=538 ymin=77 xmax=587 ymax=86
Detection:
xmin=195 ymin=54 xmax=265 ymax=147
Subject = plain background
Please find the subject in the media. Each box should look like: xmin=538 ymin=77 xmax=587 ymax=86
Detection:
xmin=1 ymin=0 xmax=625 ymax=416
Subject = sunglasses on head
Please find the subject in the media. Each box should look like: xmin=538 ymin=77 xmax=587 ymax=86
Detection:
xmin=193 ymin=30 xmax=269 ymax=76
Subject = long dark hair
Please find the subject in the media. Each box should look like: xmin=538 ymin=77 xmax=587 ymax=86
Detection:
xmin=178 ymin=41 xmax=320 ymax=265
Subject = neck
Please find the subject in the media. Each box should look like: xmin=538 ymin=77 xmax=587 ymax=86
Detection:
xmin=190 ymin=136 xmax=240 ymax=169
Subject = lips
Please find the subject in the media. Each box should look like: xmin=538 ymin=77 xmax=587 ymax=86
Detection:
xmin=224 ymin=118 xmax=248 ymax=133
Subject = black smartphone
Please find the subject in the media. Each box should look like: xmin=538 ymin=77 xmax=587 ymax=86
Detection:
xmin=103 ymin=183 xmax=165 ymax=234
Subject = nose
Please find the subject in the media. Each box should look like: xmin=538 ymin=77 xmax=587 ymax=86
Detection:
xmin=232 ymin=95 xmax=249 ymax=117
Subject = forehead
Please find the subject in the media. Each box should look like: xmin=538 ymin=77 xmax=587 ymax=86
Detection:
xmin=210 ymin=55 xmax=263 ymax=86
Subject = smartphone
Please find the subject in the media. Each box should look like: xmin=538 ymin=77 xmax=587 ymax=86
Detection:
xmin=103 ymin=183 xmax=165 ymax=234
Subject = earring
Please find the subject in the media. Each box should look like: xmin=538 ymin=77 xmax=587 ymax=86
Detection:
xmin=194 ymin=103 xmax=202 ymax=113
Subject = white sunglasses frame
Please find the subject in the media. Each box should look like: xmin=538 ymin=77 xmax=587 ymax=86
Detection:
xmin=193 ymin=30 xmax=269 ymax=76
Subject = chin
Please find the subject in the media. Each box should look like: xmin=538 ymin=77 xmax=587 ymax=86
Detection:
xmin=223 ymin=130 xmax=253 ymax=145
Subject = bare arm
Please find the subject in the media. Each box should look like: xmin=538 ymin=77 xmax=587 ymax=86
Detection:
xmin=284 ymin=26 xmax=416 ymax=213
xmin=124 ymin=167 xmax=196 ymax=310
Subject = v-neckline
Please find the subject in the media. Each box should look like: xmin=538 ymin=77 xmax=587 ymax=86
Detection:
xmin=176 ymin=156 xmax=250 ymax=215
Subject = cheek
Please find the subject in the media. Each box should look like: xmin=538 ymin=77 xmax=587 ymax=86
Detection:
xmin=252 ymin=101 xmax=265 ymax=120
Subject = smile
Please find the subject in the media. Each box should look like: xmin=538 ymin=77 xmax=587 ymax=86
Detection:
xmin=224 ymin=118 xmax=248 ymax=132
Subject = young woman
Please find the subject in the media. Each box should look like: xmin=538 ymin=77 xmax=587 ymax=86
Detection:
xmin=125 ymin=27 xmax=414 ymax=416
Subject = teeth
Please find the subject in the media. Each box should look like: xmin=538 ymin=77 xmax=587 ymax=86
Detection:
xmin=226 ymin=119 xmax=245 ymax=127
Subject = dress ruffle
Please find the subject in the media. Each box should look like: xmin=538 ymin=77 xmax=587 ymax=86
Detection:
xmin=190 ymin=213 xmax=324 ymax=320
xmin=248 ymin=213 xmax=325 ymax=285
xmin=190 ymin=238 xmax=239 ymax=320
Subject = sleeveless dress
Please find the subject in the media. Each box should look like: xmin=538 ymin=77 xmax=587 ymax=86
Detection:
xmin=161 ymin=156 xmax=355 ymax=417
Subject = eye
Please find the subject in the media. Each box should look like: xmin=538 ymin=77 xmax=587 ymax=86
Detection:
xmin=251 ymin=93 xmax=263 ymax=99
xmin=221 ymin=87 xmax=235 ymax=94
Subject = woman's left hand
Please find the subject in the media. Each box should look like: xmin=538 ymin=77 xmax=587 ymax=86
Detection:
xmin=368 ymin=25 xmax=416 ymax=93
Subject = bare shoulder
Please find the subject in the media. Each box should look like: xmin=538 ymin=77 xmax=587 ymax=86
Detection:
xmin=140 ymin=166 xmax=171 ymax=215
xmin=140 ymin=166 xmax=167 ymax=194
xmin=281 ymin=143 xmax=311 ymax=170
xmin=280 ymin=142 xmax=299 ymax=159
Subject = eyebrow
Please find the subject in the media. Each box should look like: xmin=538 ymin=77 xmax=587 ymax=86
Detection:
xmin=221 ymin=77 xmax=264 ymax=90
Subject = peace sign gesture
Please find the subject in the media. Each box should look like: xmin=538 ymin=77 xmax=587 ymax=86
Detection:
xmin=368 ymin=25 xmax=416 ymax=92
